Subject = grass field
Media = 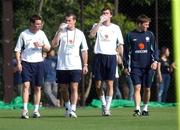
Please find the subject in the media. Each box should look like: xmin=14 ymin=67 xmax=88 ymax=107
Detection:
xmin=0 ymin=107 xmax=178 ymax=130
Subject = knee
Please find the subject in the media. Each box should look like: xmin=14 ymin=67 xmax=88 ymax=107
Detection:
xmin=34 ymin=87 xmax=41 ymax=93
xmin=144 ymin=88 xmax=151 ymax=93
xmin=60 ymin=87 xmax=67 ymax=93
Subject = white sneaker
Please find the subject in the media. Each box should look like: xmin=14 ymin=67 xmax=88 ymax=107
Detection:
xmin=104 ymin=109 xmax=111 ymax=116
xmin=102 ymin=105 xmax=111 ymax=116
xmin=32 ymin=111 xmax=40 ymax=118
xmin=21 ymin=110 xmax=29 ymax=119
xmin=69 ymin=111 xmax=77 ymax=118
xmin=64 ymin=109 xmax=70 ymax=117
xmin=56 ymin=100 xmax=61 ymax=107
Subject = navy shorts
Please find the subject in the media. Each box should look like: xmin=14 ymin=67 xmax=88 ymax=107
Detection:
xmin=130 ymin=68 xmax=155 ymax=88
xmin=21 ymin=61 xmax=44 ymax=87
xmin=56 ymin=70 xmax=82 ymax=84
xmin=93 ymin=54 xmax=116 ymax=80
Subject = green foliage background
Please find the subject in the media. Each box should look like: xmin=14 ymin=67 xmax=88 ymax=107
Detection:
xmin=0 ymin=0 xmax=173 ymax=101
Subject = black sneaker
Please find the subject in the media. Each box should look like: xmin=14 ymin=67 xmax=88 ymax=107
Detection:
xmin=69 ymin=110 xmax=77 ymax=118
xmin=133 ymin=110 xmax=141 ymax=117
xmin=142 ymin=110 xmax=149 ymax=116
xmin=32 ymin=111 xmax=40 ymax=118
xmin=21 ymin=110 xmax=29 ymax=119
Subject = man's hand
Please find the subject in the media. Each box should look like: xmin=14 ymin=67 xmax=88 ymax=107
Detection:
xmin=83 ymin=64 xmax=88 ymax=75
xmin=124 ymin=68 xmax=130 ymax=76
xmin=58 ymin=23 xmax=68 ymax=32
xmin=99 ymin=15 xmax=107 ymax=24
xmin=151 ymin=61 xmax=158 ymax=70
xmin=33 ymin=41 xmax=44 ymax=48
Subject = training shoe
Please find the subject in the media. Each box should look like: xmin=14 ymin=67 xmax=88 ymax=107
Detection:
xmin=142 ymin=110 xmax=149 ymax=116
xmin=102 ymin=105 xmax=106 ymax=116
xmin=133 ymin=110 xmax=141 ymax=117
xmin=104 ymin=109 xmax=112 ymax=116
xmin=32 ymin=111 xmax=40 ymax=118
xmin=69 ymin=111 xmax=77 ymax=118
xmin=21 ymin=110 xmax=29 ymax=119
xmin=64 ymin=108 xmax=70 ymax=117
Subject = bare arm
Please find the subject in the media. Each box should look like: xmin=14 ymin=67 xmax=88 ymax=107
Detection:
xmin=117 ymin=44 xmax=124 ymax=59
xmin=89 ymin=23 xmax=101 ymax=38
xmin=81 ymin=50 xmax=88 ymax=74
xmin=51 ymin=32 xmax=61 ymax=49
xmin=169 ymin=62 xmax=176 ymax=72
xmin=89 ymin=15 xmax=108 ymax=38
xmin=15 ymin=51 xmax=22 ymax=72
xmin=51 ymin=23 xmax=67 ymax=49
xmin=157 ymin=62 xmax=162 ymax=82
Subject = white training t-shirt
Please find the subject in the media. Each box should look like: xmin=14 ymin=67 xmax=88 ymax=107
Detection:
xmin=14 ymin=29 xmax=50 ymax=62
xmin=56 ymin=28 xmax=88 ymax=70
xmin=93 ymin=23 xmax=124 ymax=55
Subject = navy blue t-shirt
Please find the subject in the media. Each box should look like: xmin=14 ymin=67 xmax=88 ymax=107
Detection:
xmin=44 ymin=56 xmax=57 ymax=82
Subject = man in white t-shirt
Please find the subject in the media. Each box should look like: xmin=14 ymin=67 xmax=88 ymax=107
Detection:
xmin=90 ymin=6 xmax=124 ymax=116
xmin=51 ymin=12 xmax=88 ymax=118
xmin=14 ymin=14 xmax=51 ymax=119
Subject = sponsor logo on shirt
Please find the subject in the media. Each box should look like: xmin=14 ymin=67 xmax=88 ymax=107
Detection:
xmin=138 ymin=42 xmax=145 ymax=49
xmin=101 ymin=34 xmax=111 ymax=42
xmin=135 ymin=50 xmax=148 ymax=53
xmin=135 ymin=42 xmax=147 ymax=53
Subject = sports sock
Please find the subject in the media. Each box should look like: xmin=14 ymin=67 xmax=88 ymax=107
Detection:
xmin=23 ymin=103 xmax=28 ymax=111
xmin=135 ymin=106 xmax=141 ymax=111
xmin=34 ymin=104 xmax=39 ymax=112
xmin=71 ymin=104 xmax=76 ymax=112
xmin=143 ymin=104 xmax=148 ymax=111
xmin=65 ymin=101 xmax=71 ymax=111
xmin=106 ymin=96 xmax=112 ymax=110
xmin=100 ymin=95 xmax=106 ymax=106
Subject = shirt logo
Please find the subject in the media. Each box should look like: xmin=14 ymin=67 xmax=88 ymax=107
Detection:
xmin=138 ymin=43 xmax=145 ymax=49
xmin=146 ymin=37 xmax=150 ymax=42
xmin=69 ymin=40 xmax=73 ymax=44
xmin=135 ymin=50 xmax=148 ymax=53
xmin=135 ymin=42 xmax=147 ymax=53
xmin=105 ymin=34 xmax=108 ymax=39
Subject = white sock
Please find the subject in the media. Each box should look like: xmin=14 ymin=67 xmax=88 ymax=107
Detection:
xmin=71 ymin=104 xmax=76 ymax=112
xmin=100 ymin=95 xmax=106 ymax=106
xmin=34 ymin=104 xmax=39 ymax=112
xmin=135 ymin=106 xmax=141 ymax=111
xmin=143 ymin=104 xmax=148 ymax=111
xmin=106 ymin=96 xmax=112 ymax=110
xmin=65 ymin=101 xmax=71 ymax=111
xmin=23 ymin=103 xmax=28 ymax=111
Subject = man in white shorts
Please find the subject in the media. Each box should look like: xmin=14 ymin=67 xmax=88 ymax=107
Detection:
xmin=51 ymin=12 xmax=88 ymax=118
xmin=14 ymin=14 xmax=51 ymax=119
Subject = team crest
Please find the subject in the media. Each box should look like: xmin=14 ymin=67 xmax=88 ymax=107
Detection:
xmin=146 ymin=37 xmax=150 ymax=42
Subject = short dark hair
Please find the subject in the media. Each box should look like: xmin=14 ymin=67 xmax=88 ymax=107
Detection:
xmin=101 ymin=6 xmax=113 ymax=15
xmin=29 ymin=14 xmax=42 ymax=23
xmin=160 ymin=46 xmax=169 ymax=56
xmin=136 ymin=14 xmax=151 ymax=24
xmin=65 ymin=12 xmax=77 ymax=20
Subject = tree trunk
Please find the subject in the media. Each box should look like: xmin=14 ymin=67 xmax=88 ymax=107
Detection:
xmin=2 ymin=0 xmax=14 ymax=103
xmin=114 ymin=0 xmax=119 ymax=16
xmin=38 ymin=0 xmax=44 ymax=15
